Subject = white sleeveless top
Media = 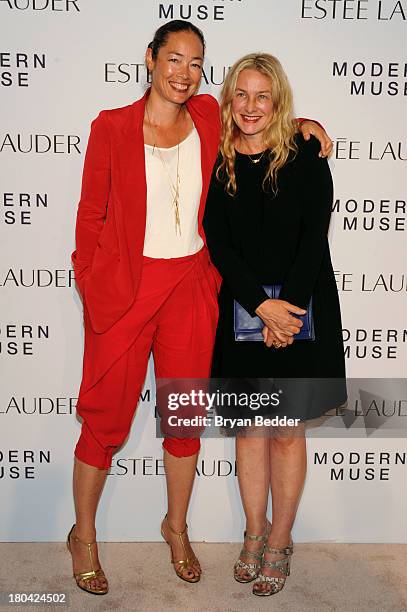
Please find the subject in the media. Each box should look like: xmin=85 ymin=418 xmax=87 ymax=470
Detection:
xmin=143 ymin=127 xmax=204 ymax=258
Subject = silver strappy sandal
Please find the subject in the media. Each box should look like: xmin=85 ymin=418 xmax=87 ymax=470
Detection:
xmin=252 ymin=541 xmax=293 ymax=596
xmin=233 ymin=521 xmax=271 ymax=583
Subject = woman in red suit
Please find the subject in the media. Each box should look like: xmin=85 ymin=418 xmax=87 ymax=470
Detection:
xmin=68 ymin=19 xmax=332 ymax=595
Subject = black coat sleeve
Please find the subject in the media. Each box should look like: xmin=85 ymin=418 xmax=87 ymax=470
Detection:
xmin=203 ymin=166 xmax=269 ymax=317
xmin=278 ymin=136 xmax=333 ymax=309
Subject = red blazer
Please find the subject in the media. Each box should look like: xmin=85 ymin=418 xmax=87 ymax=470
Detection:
xmin=72 ymin=89 xmax=221 ymax=334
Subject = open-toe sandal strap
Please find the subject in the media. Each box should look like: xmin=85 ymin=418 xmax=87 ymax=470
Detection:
xmin=239 ymin=547 xmax=263 ymax=560
xmin=244 ymin=532 xmax=266 ymax=542
xmin=164 ymin=514 xmax=187 ymax=537
xmin=69 ymin=526 xmax=96 ymax=548
xmin=262 ymin=557 xmax=290 ymax=576
xmin=235 ymin=560 xmax=259 ymax=571
xmin=174 ymin=558 xmax=198 ymax=580
xmin=74 ymin=568 xmax=105 ymax=581
xmin=265 ymin=544 xmax=293 ymax=556
xmin=254 ymin=573 xmax=286 ymax=586
xmin=234 ymin=560 xmax=259 ymax=578
xmin=174 ymin=559 xmax=191 ymax=570
xmin=244 ymin=520 xmax=271 ymax=542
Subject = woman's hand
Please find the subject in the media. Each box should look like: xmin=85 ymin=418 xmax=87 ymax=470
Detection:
xmin=299 ymin=120 xmax=333 ymax=158
xmin=255 ymin=298 xmax=306 ymax=345
xmin=262 ymin=326 xmax=293 ymax=349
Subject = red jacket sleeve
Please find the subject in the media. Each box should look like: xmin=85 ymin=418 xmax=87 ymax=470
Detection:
xmin=71 ymin=111 xmax=111 ymax=298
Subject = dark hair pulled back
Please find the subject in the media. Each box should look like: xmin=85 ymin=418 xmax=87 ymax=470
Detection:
xmin=148 ymin=19 xmax=206 ymax=59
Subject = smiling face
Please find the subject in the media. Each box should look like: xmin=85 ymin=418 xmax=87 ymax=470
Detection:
xmin=231 ymin=68 xmax=274 ymax=143
xmin=146 ymin=30 xmax=204 ymax=106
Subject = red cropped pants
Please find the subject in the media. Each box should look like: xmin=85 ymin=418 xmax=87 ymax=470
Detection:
xmin=75 ymin=248 xmax=218 ymax=469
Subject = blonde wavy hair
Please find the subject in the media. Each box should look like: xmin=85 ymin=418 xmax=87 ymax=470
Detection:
xmin=217 ymin=53 xmax=298 ymax=196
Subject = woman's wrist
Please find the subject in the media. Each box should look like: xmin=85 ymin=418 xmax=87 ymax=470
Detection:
xmin=255 ymin=300 xmax=268 ymax=317
xmin=255 ymin=298 xmax=275 ymax=318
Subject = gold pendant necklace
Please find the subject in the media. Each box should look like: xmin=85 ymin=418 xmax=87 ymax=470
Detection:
xmin=248 ymin=150 xmax=266 ymax=164
xmin=145 ymin=105 xmax=182 ymax=235
xmin=238 ymin=137 xmax=267 ymax=165
xmin=154 ymin=140 xmax=181 ymax=236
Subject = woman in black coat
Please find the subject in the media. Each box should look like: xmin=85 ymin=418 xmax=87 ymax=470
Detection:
xmin=203 ymin=53 xmax=346 ymax=597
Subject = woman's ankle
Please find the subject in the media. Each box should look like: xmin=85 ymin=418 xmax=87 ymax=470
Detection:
xmin=73 ymin=523 xmax=97 ymax=541
xmin=267 ymin=529 xmax=292 ymax=548
xmin=164 ymin=514 xmax=187 ymax=533
xmin=245 ymin=517 xmax=268 ymax=535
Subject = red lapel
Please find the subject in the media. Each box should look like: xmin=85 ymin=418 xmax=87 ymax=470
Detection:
xmin=116 ymin=91 xmax=149 ymax=283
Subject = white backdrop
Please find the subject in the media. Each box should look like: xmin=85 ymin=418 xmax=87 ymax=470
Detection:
xmin=1 ymin=0 xmax=406 ymax=542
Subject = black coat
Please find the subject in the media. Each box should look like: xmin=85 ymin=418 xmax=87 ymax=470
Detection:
xmin=203 ymin=135 xmax=347 ymax=420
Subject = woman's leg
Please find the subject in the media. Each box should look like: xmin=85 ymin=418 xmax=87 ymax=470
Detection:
xmin=234 ymin=433 xmax=270 ymax=580
xmin=154 ymin=250 xmax=219 ymax=580
xmin=254 ymin=425 xmax=306 ymax=594
xmin=161 ymin=449 xmax=201 ymax=579
xmin=69 ymin=458 xmax=108 ymax=591
xmin=269 ymin=426 xmax=306 ymax=540
xmin=72 ymin=321 xmax=155 ymax=590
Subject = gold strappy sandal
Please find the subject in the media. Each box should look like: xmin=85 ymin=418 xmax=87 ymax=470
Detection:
xmin=66 ymin=524 xmax=109 ymax=595
xmin=234 ymin=520 xmax=271 ymax=583
xmin=161 ymin=515 xmax=200 ymax=583
xmin=252 ymin=540 xmax=293 ymax=596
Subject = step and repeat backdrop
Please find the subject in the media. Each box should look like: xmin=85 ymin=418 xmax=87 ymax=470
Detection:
xmin=1 ymin=1 xmax=406 ymax=542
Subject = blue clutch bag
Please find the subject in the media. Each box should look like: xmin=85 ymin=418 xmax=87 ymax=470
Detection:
xmin=234 ymin=284 xmax=315 ymax=342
